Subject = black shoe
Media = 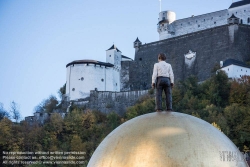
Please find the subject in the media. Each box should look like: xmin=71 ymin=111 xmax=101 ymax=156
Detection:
xmin=166 ymin=109 xmax=173 ymax=112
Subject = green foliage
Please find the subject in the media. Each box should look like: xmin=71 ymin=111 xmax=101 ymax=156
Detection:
xmin=223 ymin=104 xmax=250 ymax=148
xmin=230 ymin=76 xmax=250 ymax=105
xmin=107 ymin=112 xmax=120 ymax=130
xmin=125 ymin=95 xmax=155 ymax=120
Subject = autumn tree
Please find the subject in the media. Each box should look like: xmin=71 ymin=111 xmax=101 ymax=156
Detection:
xmin=230 ymin=75 xmax=250 ymax=105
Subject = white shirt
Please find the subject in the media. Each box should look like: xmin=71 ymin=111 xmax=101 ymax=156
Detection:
xmin=152 ymin=61 xmax=174 ymax=84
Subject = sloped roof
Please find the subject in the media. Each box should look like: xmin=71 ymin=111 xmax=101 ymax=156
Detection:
xmin=122 ymin=55 xmax=133 ymax=60
xmin=134 ymin=37 xmax=141 ymax=43
xmin=66 ymin=60 xmax=114 ymax=68
xmin=228 ymin=14 xmax=239 ymax=19
xmin=107 ymin=44 xmax=121 ymax=52
xmin=222 ymin=59 xmax=250 ymax=68
xmin=229 ymin=0 xmax=250 ymax=9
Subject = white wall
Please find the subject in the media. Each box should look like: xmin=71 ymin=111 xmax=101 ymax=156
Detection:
xmin=106 ymin=48 xmax=121 ymax=92
xmin=228 ymin=4 xmax=250 ymax=24
xmin=221 ymin=65 xmax=250 ymax=79
xmin=159 ymin=4 xmax=250 ymax=40
xmin=66 ymin=64 xmax=115 ymax=101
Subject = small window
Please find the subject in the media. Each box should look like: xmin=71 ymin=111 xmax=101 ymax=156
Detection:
xmin=109 ymin=55 xmax=111 ymax=57
xmin=196 ymin=20 xmax=197 ymax=22
xmin=236 ymin=12 xmax=237 ymax=14
xmin=248 ymin=18 xmax=250 ymax=23
xmin=198 ymin=25 xmax=200 ymax=27
xmin=204 ymin=19 xmax=205 ymax=21
xmin=211 ymin=17 xmax=213 ymax=19
xmin=240 ymin=20 xmax=243 ymax=24
xmin=228 ymin=68 xmax=229 ymax=71
xmin=101 ymin=79 xmax=104 ymax=82
xmin=81 ymin=77 xmax=84 ymax=81
xmin=244 ymin=10 xmax=246 ymax=12
xmin=72 ymin=88 xmax=75 ymax=91
xmin=214 ymin=22 xmax=216 ymax=24
xmin=139 ymin=58 xmax=142 ymax=61
xmin=241 ymin=69 xmax=242 ymax=71
xmin=116 ymin=83 xmax=117 ymax=86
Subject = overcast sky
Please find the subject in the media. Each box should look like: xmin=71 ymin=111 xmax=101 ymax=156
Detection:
xmin=0 ymin=0 xmax=233 ymax=119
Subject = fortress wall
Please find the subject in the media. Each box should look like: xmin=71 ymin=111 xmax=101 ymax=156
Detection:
xmin=128 ymin=24 xmax=250 ymax=90
xmin=173 ymin=10 xmax=228 ymax=37
xmin=120 ymin=61 xmax=131 ymax=91
xmin=86 ymin=90 xmax=149 ymax=116
xmin=161 ymin=5 xmax=250 ymax=40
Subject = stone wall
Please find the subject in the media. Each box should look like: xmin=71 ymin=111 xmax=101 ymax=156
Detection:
xmin=83 ymin=90 xmax=149 ymax=116
xmin=122 ymin=24 xmax=250 ymax=91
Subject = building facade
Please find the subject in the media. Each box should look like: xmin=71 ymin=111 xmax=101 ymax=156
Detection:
xmin=219 ymin=59 xmax=250 ymax=79
xmin=158 ymin=0 xmax=250 ymax=40
xmin=65 ymin=45 xmax=132 ymax=101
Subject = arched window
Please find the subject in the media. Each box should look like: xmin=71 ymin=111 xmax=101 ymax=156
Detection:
xmin=248 ymin=18 xmax=250 ymax=23
xmin=240 ymin=19 xmax=243 ymax=24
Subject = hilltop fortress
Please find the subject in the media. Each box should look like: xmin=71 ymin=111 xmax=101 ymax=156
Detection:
xmin=63 ymin=0 xmax=250 ymax=115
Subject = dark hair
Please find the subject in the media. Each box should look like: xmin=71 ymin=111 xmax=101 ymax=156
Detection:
xmin=158 ymin=53 xmax=166 ymax=60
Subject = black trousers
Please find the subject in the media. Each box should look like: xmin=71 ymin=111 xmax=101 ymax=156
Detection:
xmin=155 ymin=77 xmax=172 ymax=110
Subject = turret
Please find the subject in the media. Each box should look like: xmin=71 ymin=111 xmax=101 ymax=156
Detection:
xmin=157 ymin=10 xmax=176 ymax=40
xmin=227 ymin=14 xmax=240 ymax=24
xmin=134 ymin=37 xmax=142 ymax=53
xmin=106 ymin=44 xmax=122 ymax=68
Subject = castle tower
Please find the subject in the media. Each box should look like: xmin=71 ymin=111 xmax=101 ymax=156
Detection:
xmin=106 ymin=44 xmax=122 ymax=92
xmin=134 ymin=37 xmax=142 ymax=53
xmin=157 ymin=10 xmax=176 ymax=40
xmin=106 ymin=44 xmax=122 ymax=68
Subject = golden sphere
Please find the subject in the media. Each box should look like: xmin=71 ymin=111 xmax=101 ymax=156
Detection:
xmin=88 ymin=112 xmax=248 ymax=167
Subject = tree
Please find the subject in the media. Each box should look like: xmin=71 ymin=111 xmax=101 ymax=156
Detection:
xmin=70 ymin=135 xmax=85 ymax=151
xmin=58 ymin=83 xmax=66 ymax=100
xmin=34 ymin=95 xmax=58 ymax=114
xmin=208 ymin=71 xmax=230 ymax=107
xmin=10 ymin=101 xmax=21 ymax=123
xmin=0 ymin=102 xmax=9 ymax=120
xmin=224 ymin=104 xmax=250 ymax=149
xmin=230 ymin=75 xmax=250 ymax=105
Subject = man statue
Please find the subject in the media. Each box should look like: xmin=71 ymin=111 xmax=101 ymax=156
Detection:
xmin=152 ymin=53 xmax=174 ymax=112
